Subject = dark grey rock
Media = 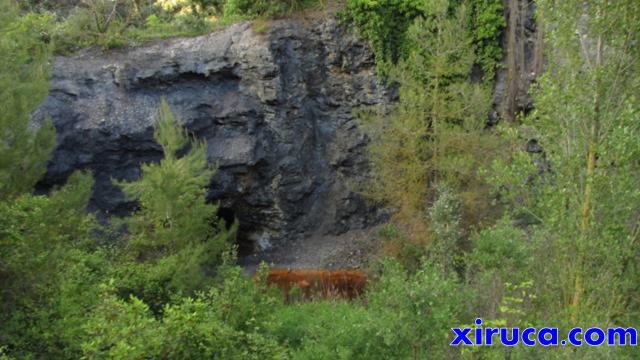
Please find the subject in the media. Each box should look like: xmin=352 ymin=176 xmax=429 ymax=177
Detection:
xmin=35 ymin=17 xmax=389 ymax=254
xmin=492 ymin=0 xmax=542 ymax=119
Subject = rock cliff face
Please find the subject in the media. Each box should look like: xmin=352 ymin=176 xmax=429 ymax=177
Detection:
xmin=36 ymin=3 xmax=540 ymax=260
xmin=492 ymin=0 xmax=543 ymax=122
xmin=35 ymin=17 xmax=389 ymax=254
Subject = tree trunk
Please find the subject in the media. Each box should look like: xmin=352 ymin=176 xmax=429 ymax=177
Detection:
xmin=572 ymin=14 xmax=605 ymax=321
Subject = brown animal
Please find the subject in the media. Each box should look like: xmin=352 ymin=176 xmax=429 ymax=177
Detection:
xmin=262 ymin=268 xmax=368 ymax=302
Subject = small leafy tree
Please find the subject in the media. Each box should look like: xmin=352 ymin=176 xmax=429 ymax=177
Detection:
xmin=346 ymin=0 xmax=505 ymax=82
xmin=84 ymin=261 xmax=287 ymax=359
xmin=360 ymin=1 xmax=500 ymax=257
xmin=115 ymin=99 xmax=235 ymax=312
xmin=0 ymin=0 xmax=56 ymax=200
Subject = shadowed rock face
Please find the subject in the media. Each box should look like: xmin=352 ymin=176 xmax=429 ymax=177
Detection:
xmin=35 ymin=17 xmax=390 ymax=253
xmin=492 ymin=0 xmax=542 ymax=123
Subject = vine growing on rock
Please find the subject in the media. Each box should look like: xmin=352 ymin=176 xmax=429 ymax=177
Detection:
xmin=344 ymin=0 xmax=424 ymax=77
xmin=469 ymin=0 xmax=506 ymax=81
xmin=345 ymin=0 xmax=505 ymax=82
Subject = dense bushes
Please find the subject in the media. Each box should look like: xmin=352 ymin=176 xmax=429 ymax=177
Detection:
xmin=42 ymin=0 xmax=323 ymax=53
xmin=224 ymin=0 xmax=313 ymax=17
xmin=0 ymin=2 xmax=56 ymax=198
xmin=83 ymin=273 xmax=289 ymax=359
xmin=344 ymin=0 xmax=505 ymax=80
xmin=0 ymin=173 xmax=106 ymax=358
xmin=3 ymin=0 xmax=640 ymax=358
xmin=51 ymin=0 xmax=218 ymax=53
xmin=344 ymin=0 xmax=424 ymax=76
xmin=269 ymin=259 xmax=467 ymax=359
xmin=469 ymin=0 xmax=505 ymax=79
xmin=358 ymin=0 xmax=501 ymax=269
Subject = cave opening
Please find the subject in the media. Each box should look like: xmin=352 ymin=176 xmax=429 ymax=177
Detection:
xmin=216 ymin=206 xmax=255 ymax=257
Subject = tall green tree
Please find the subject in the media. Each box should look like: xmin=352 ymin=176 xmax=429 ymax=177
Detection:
xmin=0 ymin=0 xmax=56 ymax=199
xmin=0 ymin=4 xmax=105 ymax=358
xmin=491 ymin=0 xmax=640 ymax=323
xmin=360 ymin=0 xmax=499 ymax=240
xmin=115 ymin=99 xmax=235 ymax=312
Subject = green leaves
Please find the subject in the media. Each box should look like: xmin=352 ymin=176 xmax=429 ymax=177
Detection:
xmin=0 ymin=171 xmax=101 ymax=358
xmin=83 ymin=271 xmax=288 ymax=359
xmin=490 ymin=0 xmax=640 ymax=324
xmin=471 ymin=0 xmax=506 ymax=79
xmin=0 ymin=0 xmax=56 ymax=200
xmin=359 ymin=0 xmax=500 ymax=238
xmin=345 ymin=0 xmax=504 ymax=81
xmin=345 ymin=0 xmax=424 ymax=78
xmin=114 ymin=99 xmax=232 ymax=313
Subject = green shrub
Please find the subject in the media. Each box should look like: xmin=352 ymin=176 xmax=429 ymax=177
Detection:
xmin=463 ymin=218 xmax=532 ymax=326
xmin=465 ymin=217 xmax=530 ymax=274
xmin=224 ymin=0 xmax=310 ymax=18
xmin=470 ymin=0 xmax=506 ymax=80
xmin=84 ymin=262 xmax=288 ymax=359
xmin=367 ymin=259 xmax=470 ymax=358
xmin=427 ymin=183 xmax=463 ymax=273
xmin=344 ymin=0 xmax=504 ymax=82
xmin=0 ymin=172 xmax=106 ymax=358
xmin=0 ymin=0 xmax=56 ymax=198
xmin=378 ymin=223 xmax=399 ymax=240
xmin=112 ymin=99 xmax=235 ymax=313
xmin=269 ymin=258 xmax=469 ymax=359
xmin=344 ymin=0 xmax=424 ymax=77
xmin=52 ymin=4 xmax=129 ymax=53
xmin=273 ymin=302 xmax=376 ymax=360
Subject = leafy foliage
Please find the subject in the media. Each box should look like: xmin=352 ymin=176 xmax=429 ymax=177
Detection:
xmin=49 ymin=0 xmax=323 ymax=53
xmin=83 ymin=276 xmax=289 ymax=359
xmin=489 ymin=0 xmax=640 ymax=325
xmin=345 ymin=0 xmax=505 ymax=81
xmin=0 ymin=172 xmax=106 ymax=358
xmin=470 ymin=0 xmax=506 ymax=80
xmin=359 ymin=1 xmax=501 ymax=265
xmin=2 ymin=0 xmax=640 ymax=359
xmin=344 ymin=0 xmax=424 ymax=76
xmin=0 ymin=0 xmax=56 ymax=199
xmin=270 ymin=259 xmax=468 ymax=359
xmin=0 ymin=6 xmax=102 ymax=358
xmin=113 ymin=99 xmax=235 ymax=312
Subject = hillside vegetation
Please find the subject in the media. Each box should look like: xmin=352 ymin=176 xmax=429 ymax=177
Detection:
xmin=1 ymin=0 xmax=639 ymax=358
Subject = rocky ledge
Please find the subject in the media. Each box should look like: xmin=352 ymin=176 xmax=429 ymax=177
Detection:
xmin=35 ymin=16 xmax=390 ymax=255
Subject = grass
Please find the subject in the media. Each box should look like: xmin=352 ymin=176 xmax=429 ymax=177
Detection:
xmin=50 ymin=1 xmax=337 ymax=55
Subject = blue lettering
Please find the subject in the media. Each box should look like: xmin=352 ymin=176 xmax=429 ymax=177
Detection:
xmin=451 ymin=328 xmax=473 ymax=346
xmin=538 ymin=328 xmax=558 ymax=346
xmin=585 ymin=328 xmax=605 ymax=346
xmin=485 ymin=328 xmax=499 ymax=345
xmin=522 ymin=328 xmax=536 ymax=346
xmin=608 ymin=328 xmax=637 ymax=346
xmin=568 ymin=328 xmax=582 ymax=346
xmin=475 ymin=319 xmax=483 ymax=345
xmin=500 ymin=327 xmax=519 ymax=346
